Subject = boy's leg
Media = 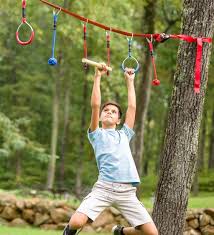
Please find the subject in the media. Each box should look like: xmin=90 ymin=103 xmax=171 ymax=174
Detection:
xmin=113 ymin=223 xmax=158 ymax=235
xmin=63 ymin=212 xmax=89 ymax=235
xmin=63 ymin=181 xmax=113 ymax=235
xmin=123 ymin=223 xmax=158 ymax=235
xmin=114 ymin=185 xmax=158 ymax=235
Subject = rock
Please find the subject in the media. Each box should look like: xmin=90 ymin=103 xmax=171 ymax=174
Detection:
xmin=204 ymin=209 xmax=214 ymax=219
xmin=199 ymin=214 xmax=211 ymax=227
xmin=24 ymin=198 xmax=40 ymax=209
xmin=34 ymin=212 xmax=50 ymax=226
xmin=53 ymin=201 xmax=68 ymax=208
xmin=188 ymin=218 xmax=199 ymax=229
xmin=115 ymin=215 xmax=123 ymax=223
xmin=184 ymin=229 xmax=201 ymax=235
xmin=103 ymin=223 xmax=114 ymax=232
xmin=109 ymin=207 xmax=121 ymax=216
xmin=189 ymin=229 xmax=201 ymax=235
xmin=185 ymin=221 xmax=192 ymax=230
xmin=57 ymin=223 xmax=67 ymax=230
xmin=1 ymin=206 xmax=20 ymax=220
xmin=92 ymin=209 xmax=114 ymax=228
xmin=22 ymin=209 xmax=35 ymax=223
xmin=0 ymin=217 xmax=9 ymax=225
xmin=186 ymin=211 xmax=196 ymax=221
xmin=120 ymin=218 xmax=131 ymax=227
xmin=16 ymin=200 xmax=25 ymax=210
xmin=50 ymin=208 xmax=71 ymax=223
xmin=82 ymin=224 xmax=95 ymax=232
xmin=210 ymin=218 xmax=214 ymax=226
xmin=36 ymin=200 xmax=53 ymax=213
xmin=0 ymin=206 xmax=4 ymax=213
xmin=10 ymin=218 xmax=29 ymax=227
xmin=201 ymin=225 xmax=214 ymax=235
xmin=40 ymin=224 xmax=58 ymax=230
xmin=0 ymin=194 xmax=17 ymax=206
xmin=95 ymin=227 xmax=103 ymax=232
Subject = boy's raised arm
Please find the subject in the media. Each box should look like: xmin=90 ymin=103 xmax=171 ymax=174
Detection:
xmin=124 ymin=68 xmax=136 ymax=129
xmin=89 ymin=64 xmax=107 ymax=132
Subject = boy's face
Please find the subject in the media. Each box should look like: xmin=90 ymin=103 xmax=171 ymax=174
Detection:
xmin=100 ymin=104 xmax=121 ymax=126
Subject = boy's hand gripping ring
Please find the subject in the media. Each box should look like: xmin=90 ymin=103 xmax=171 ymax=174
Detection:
xmin=121 ymin=56 xmax=140 ymax=74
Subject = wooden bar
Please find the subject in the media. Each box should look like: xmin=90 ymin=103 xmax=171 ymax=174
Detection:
xmin=82 ymin=58 xmax=112 ymax=71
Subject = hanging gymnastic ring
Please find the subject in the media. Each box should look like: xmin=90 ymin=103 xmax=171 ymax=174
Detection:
xmin=16 ymin=20 xmax=35 ymax=46
xmin=121 ymin=56 xmax=140 ymax=73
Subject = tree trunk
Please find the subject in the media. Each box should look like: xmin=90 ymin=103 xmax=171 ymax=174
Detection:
xmin=208 ymin=108 xmax=214 ymax=169
xmin=192 ymin=109 xmax=207 ymax=195
xmin=198 ymin=109 xmax=207 ymax=170
xmin=152 ymin=1 xmax=214 ymax=234
xmin=15 ymin=151 xmax=21 ymax=185
xmin=46 ymin=77 xmax=60 ymax=190
xmin=131 ymin=0 xmax=157 ymax=177
xmin=59 ymin=84 xmax=70 ymax=190
xmin=58 ymin=0 xmax=72 ymax=191
xmin=75 ymin=76 xmax=88 ymax=197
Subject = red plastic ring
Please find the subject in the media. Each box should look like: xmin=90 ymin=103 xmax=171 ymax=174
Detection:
xmin=16 ymin=21 xmax=34 ymax=46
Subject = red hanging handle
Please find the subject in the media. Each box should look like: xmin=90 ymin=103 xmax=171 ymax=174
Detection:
xmin=16 ymin=0 xmax=34 ymax=46
xmin=106 ymin=31 xmax=111 ymax=76
xmin=147 ymin=38 xmax=160 ymax=86
xmin=83 ymin=22 xmax=89 ymax=70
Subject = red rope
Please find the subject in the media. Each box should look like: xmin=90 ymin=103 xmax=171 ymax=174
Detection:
xmin=106 ymin=32 xmax=111 ymax=76
xmin=40 ymin=0 xmax=212 ymax=43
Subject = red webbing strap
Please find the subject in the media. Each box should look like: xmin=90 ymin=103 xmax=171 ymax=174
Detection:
xmin=83 ymin=23 xmax=88 ymax=70
xmin=106 ymin=32 xmax=110 ymax=76
xmin=194 ymin=38 xmax=203 ymax=93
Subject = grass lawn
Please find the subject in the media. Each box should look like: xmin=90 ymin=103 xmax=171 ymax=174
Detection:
xmin=141 ymin=192 xmax=214 ymax=209
xmin=0 ymin=226 xmax=60 ymax=235
xmin=0 ymin=226 xmax=110 ymax=235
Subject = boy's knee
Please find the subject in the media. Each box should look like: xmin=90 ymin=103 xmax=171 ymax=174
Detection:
xmin=143 ymin=228 xmax=158 ymax=235
xmin=137 ymin=223 xmax=158 ymax=235
xmin=69 ymin=212 xmax=88 ymax=229
xmin=145 ymin=231 xmax=158 ymax=235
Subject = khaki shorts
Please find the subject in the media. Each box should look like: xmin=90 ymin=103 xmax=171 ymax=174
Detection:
xmin=76 ymin=180 xmax=153 ymax=227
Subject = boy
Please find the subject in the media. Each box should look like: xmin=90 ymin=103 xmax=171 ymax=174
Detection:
xmin=63 ymin=64 xmax=158 ymax=235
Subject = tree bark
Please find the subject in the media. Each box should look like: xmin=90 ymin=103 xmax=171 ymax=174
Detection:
xmin=75 ymin=76 xmax=88 ymax=197
xmin=59 ymin=84 xmax=70 ymax=190
xmin=152 ymin=1 xmax=214 ymax=234
xmin=208 ymin=108 xmax=214 ymax=169
xmin=46 ymin=76 xmax=60 ymax=190
xmin=192 ymin=109 xmax=207 ymax=195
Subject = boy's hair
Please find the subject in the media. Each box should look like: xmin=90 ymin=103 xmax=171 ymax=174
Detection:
xmin=101 ymin=101 xmax=122 ymax=119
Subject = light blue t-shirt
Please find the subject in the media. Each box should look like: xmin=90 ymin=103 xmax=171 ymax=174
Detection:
xmin=88 ymin=124 xmax=140 ymax=185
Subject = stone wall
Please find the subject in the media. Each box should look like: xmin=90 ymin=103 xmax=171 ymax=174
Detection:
xmin=0 ymin=194 xmax=213 ymax=234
